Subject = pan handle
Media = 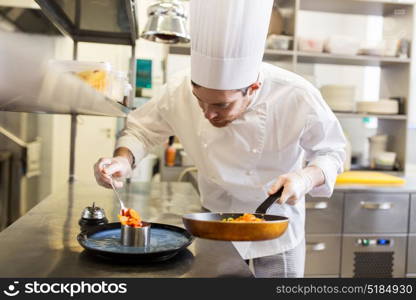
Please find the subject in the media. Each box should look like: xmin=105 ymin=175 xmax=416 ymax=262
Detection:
xmin=255 ymin=187 xmax=284 ymax=214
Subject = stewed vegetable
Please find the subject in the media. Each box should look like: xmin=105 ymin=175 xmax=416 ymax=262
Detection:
xmin=118 ymin=208 xmax=143 ymax=228
xmin=222 ymin=213 xmax=264 ymax=223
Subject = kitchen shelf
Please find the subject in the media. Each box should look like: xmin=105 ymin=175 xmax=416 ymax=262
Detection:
xmin=168 ymin=44 xmax=191 ymax=55
xmin=1 ymin=1 xmax=139 ymax=182
xmin=0 ymin=61 xmax=129 ymax=117
xmin=299 ymin=0 xmax=415 ymax=16
xmin=170 ymin=44 xmax=296 ymax=59
xmin=34 ymin=0 xmax=138 ymax=45
xmin=297 ymin=51 xmax=410 ymax=66
xmin=264 ymin=49 xmax=296 ymax=60
xmin=169 ymin=45 xmax=410 ymax=66
xmin=335 ymin=112 xmax=407 ymax=120
xmin=1 ymin=1 xmax=139 ymax=117
xmin=0 ymin=96 xmax=128 ymax=117
xmin=289 ymin=0 xmax=415 ymax=175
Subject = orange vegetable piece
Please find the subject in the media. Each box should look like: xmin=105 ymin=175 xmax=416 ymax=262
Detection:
xmin=128 ymin=208 xmax=141 ymax=221
xmin=222 ymin=213 xmax=264 ymax=223
xmin=118 ymin=215 xmax=129 ymax=225
xmin=118 ymin=208 xmax=143 ymax=227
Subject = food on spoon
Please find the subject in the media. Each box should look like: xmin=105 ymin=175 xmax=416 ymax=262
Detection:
xmin=221 ymin=213 xmax=265 ymax=222
xmin=118 ymin=208 xmax=143 ymax=228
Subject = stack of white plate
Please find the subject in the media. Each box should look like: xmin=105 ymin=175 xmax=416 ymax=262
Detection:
xmin=298 ymin=37 xmax=324 ymax=52
xmin=320 ymin=85 xmax=356 ymax=112
xmin=324 ymin=35 xmax=360 ymax=55
xmin=356 ymin=99 xmax=399 ymax=114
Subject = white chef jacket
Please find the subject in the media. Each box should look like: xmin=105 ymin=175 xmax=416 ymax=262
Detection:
xmin=116 ymin=63 xmax=346 ymax=259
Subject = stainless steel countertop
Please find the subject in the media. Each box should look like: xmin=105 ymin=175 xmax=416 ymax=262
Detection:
xmin=0 ymin=181 xmax=253 ymax=278
xmin=187 ymin=171 xmax=416 ymax=194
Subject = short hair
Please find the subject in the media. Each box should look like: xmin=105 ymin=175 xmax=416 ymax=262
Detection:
xmin=191 ymin=80 xmax=250 ymax=96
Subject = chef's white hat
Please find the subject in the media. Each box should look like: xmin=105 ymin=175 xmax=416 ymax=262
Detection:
xmin=190 ymin=0 xmax=273 ymax=90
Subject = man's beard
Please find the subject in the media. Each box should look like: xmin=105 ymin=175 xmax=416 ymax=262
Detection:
xmin=207 ymin=99 xmax=251 ymax=128
xmin=210 ymin=119 xmax=231 ymax=127
xmin=210 ymin=108 xmax=248 ymax=127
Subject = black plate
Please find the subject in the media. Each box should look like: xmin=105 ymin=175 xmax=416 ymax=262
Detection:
xmin=77 ymin=222 xmax=194 ymax=262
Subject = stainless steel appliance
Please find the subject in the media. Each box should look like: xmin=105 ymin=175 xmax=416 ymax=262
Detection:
xmin=410 ymin=195 xmax=416 ymax=233
xmin=341 ymin=234 xmax=407 ymax=278
xmin=305 ymin=234 xmax=342 ymax=277
xmin=305 ymin=191 xmax=411 ymax=277
xmin=407 ymin=235 xmax=416 ymax=277
xmin=343 ymin=192 xmax=409 ymax=234
xmin=408 ymin=196 xmax=416 ymax=277
xmin=305 ymin=192 xmax=343 ymax=234
xmin=341 ymin=192 xmax=409 ymax=277
xmin=0 ymin=151 xmax=12 ymax=231
xmin=305 ymin=192 xmax=343 ymax=277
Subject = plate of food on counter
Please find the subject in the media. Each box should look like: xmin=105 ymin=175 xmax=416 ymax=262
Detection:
xmin=77 ymin=208 xmax=194 ymax=263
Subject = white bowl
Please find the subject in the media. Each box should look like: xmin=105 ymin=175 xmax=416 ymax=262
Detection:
xmin=356 ymin=100 xmax=398 ymax=114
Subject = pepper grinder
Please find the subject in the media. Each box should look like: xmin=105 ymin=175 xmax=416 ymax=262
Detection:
xmin=79 ymin=202 xmax=108 ymax=231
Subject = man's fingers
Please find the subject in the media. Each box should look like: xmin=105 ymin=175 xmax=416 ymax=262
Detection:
xmin=94 ymin=157 xmax=127 ymax=190
xmin=268 ymin=176 xmax=286 ymax=195
xmin=95 ymin=172 xmax=112 ymax=188
xmin=95 ymin=173 xmax=112 ymax=189
xmin=278 ymin=183 xmax=293 ymax=205
xmin=282 ymin=183 xmax=299 ymax=206
xmin=100 ymin=173 xmax=113 ymax=185
xmin=286 ymin=195 xmax=298 ymax=206
xmin=98 ymin=158 xmax=113 ymax=171
xmin=98 ymin=180 xmax=112 ymax=189
xmin=103 ymin=163 xmax=122 ymax=177
xmin=113 ymin=179 xmax=124 ymax=189
xmin=94 ymin=158 xmax=116 ymax=189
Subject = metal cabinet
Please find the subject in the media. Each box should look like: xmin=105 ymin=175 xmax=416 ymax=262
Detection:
xmin=407 ymin=235 xmax=416 ymax=277
xmin=410 ymin=195 xmax=416 ymax=233
xmin=0 ymin=152 xmax=11 ymax=231
xmin=305 ymin=234 xmax=341 ymax=277
xmin=306 ymin=192 xmax=344 ymax=234
xmin=341 ymin=234 xmax=407 ymax=278
xmin=343 ymin=193 xmax=410 ymax=233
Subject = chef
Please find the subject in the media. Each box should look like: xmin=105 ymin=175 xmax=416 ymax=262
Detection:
xmin=94 ymin=0 xmax=346 ymax=277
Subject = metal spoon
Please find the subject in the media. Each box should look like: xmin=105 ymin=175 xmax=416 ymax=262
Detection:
xmin=103 ymin=164 xmax=126 ymax=213
xmin=109 ymin=177 xmax=126 ymax=213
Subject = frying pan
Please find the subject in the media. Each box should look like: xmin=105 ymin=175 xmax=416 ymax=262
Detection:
xmin=182 ymin=187 xmax=288 ymax=241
